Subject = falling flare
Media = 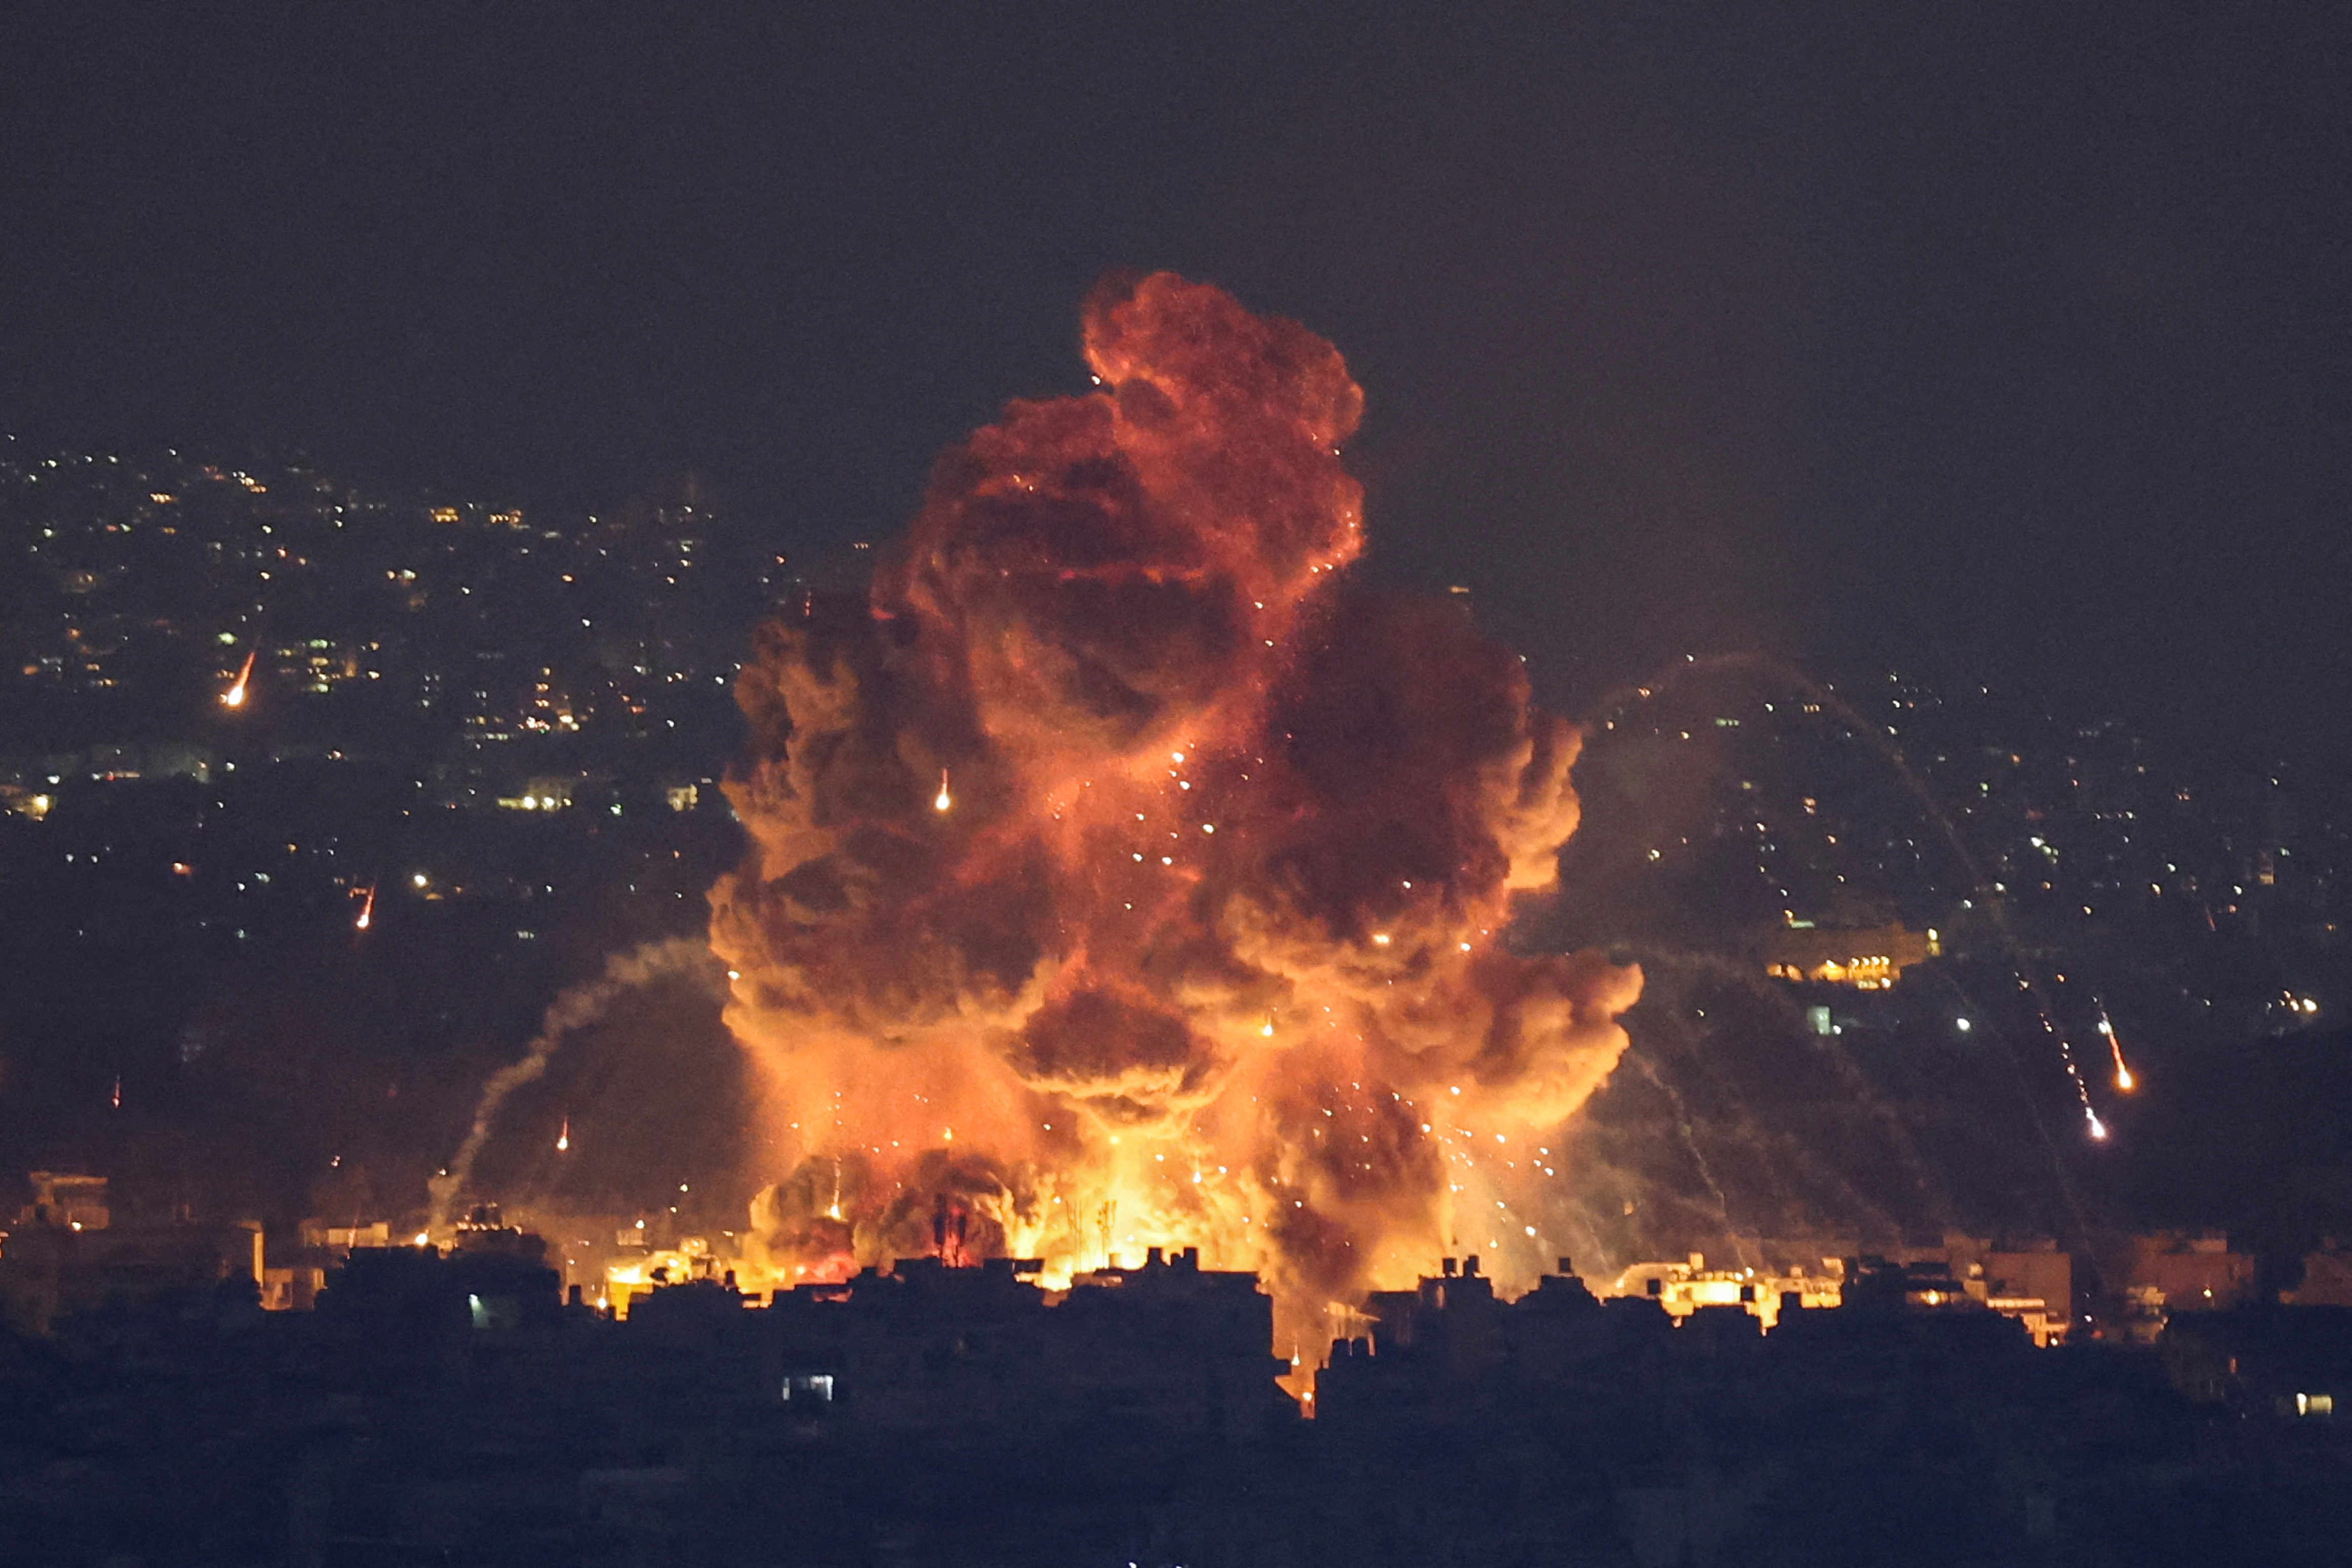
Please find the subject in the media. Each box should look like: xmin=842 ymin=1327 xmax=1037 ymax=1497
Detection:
xmin=934 ymin=768 xmax=954 ymax=813
xmin=424 ymin=937 xmax=711 ymax=1237
xmin=2087 ymin=1111 xmax=2109 ymax=1142
xmin=556 ymin=1117 xmax=570 ymax=1153
xmin=355 ymin=881 xmax=376 ymax=932
xmin=2096 ymin=1000 xmax=2137 ymax=1092
xmin=109 ymin=1074 xmax=121 ymax=1109
xmin=220 ymin=648 xmax=256 ymax=709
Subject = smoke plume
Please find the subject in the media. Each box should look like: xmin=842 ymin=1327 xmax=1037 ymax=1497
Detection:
xmin=710 ymin=273 xmax=1639 ymax=1354
xmin=427 ymin=936 xmax=715 ymax=1236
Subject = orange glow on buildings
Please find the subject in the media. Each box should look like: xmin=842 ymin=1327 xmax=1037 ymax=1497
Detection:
xmin=1761 ymin=921 xmax=1940 ymax=990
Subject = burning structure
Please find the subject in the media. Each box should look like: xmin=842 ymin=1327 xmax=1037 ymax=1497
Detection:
xmin=709 ymin=273 xmax=1640 ymax=1361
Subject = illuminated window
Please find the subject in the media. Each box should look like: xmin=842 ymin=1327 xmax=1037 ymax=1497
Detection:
xmin=783 ymin=1373 xmax=835 ymax=1403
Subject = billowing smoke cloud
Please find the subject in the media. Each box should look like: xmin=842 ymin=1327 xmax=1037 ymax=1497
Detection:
xmin=710 ymin=273 xmax=1639 ymax=1355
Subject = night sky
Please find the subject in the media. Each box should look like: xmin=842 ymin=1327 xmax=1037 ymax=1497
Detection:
xmin=5 ymin=3 xmax=2348 ymax=775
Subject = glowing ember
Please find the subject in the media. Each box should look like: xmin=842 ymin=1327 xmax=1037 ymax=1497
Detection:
xmin=710 ymin=273 xmax=1640 ymax=1367
xmin=220 ymin=648 xmax=256 ymax=708
xmin=2096 ymin=1000 xmax=2137 ymax=1093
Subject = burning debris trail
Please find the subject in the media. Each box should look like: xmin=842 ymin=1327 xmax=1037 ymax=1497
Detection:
xmin=2096 ymin=999 xmax=2137 ymax=1093
xmin=710 ymin=273 xmax=1640 ymax=1358
xmin=1590 ymin=652 xmax=2127 ymax=1145
xmin=427 ymin=936 xmax=715 ymax=1237
xmin=220 ymin=647 xmax=256 ymax=709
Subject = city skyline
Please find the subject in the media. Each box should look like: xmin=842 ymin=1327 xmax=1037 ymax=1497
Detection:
xmin=5 ymin=10 xmax=2351 ymax=1562
xmin=2 ymin=416 xmax=2342 ymax=1272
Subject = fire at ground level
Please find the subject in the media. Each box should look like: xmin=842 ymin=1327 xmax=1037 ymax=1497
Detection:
xmin=6 ymin=1193 xmax=2352 ymax=1566
xmin=12 ymin=1171 xmax=2327 ymax=1357
xmin=704 ymin=273 xmax=1646 ymax=1369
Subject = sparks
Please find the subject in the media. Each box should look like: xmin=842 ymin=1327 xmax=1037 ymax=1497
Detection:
xmin=707 ymin=272 xmax=1642 ymax=1381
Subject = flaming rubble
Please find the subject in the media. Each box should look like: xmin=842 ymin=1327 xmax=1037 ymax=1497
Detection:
xmin=709 ymin=272 xmax=1640 ymax=1361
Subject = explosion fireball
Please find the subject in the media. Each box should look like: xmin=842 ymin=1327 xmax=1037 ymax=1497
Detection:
xmin=710 ymin=273 xmax=1640 ymax=1360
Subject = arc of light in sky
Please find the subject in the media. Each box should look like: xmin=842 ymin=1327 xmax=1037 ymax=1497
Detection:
xmin=1592 ymin=654 xmax=2127 ymax=1144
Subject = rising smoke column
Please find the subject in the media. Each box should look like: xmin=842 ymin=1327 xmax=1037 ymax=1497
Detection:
xmin=710 ymin=272 xmax=1640 ymax=1354
xmin=427 ymin=936 xmax=714 ymax=1237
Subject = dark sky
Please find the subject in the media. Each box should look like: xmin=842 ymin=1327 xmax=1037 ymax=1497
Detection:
xmin=5 ymin=3 xmax=2348 ymax=774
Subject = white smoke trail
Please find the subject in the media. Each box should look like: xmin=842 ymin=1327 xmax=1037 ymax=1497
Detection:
xmin=426 ymin=936 xmax=715 ymax=1237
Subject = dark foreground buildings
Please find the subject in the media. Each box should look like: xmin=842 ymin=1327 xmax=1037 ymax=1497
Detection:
xmin=3 ymin=1239 xmax=2351 ymax=1567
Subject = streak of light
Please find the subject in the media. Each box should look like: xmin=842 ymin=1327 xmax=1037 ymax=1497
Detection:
xmin=2096 ymin=999 xmax=2137 ymax=1092
xmin=220 ymin=648 xmax=256 ymax=708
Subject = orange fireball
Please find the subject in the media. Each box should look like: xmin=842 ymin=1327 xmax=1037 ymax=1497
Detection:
xmin=711 ymin=274 xmax=1639 ymax=1365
